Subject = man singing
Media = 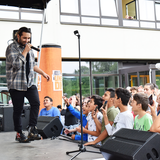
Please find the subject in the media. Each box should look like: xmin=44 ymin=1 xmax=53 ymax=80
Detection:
xmin=6 ymin=27 xmax=50 ymax=143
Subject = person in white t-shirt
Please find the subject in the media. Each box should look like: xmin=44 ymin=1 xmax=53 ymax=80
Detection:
xmin=94 ymin=88 xmax=134 ymax=159
xmin=76 ymin=95 xmax=103 ymax=146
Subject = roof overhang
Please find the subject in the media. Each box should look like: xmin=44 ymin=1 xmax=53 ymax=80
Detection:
xmin=0 ymin=0 xmax=51 ymax=10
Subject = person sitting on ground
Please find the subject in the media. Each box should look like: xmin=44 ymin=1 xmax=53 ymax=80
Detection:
xmin=39 ymin=96 xmax=61 ymax=120
xmin=76 ymin=95 xmax=103 ymax=146
xmin=85 ymin=88 xmax=119 ymax=146
xmin=63 ymin=96 xmax=89 ymax=141
xmin=132 ymin=93 xmax=153 ymax=131
xmin=61 ymin=95 xmax=79 ymax=136
xmin=84 ymin=88 xmax=133 ymax=150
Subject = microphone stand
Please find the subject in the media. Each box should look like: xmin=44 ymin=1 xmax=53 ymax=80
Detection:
xmin=66 ymin=30 xmax=101 ymax=160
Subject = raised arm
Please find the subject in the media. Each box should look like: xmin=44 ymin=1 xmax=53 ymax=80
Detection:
xmin=92 ymin=110 xmax=102 ymax=132
xmin=76 ymin=126 xmax=101 ymax=137
xmin=149 ymin=100 xmax=157 ymax=122
xmin=63 ymin=96 xmax=81 ymax=119
xmin=84 ymin=129 xmax=108 ymax=146
xmin=150 ymin=114 xmax=160 ymax=133
xmin=34 ymin=65 xmax=50 ymax=81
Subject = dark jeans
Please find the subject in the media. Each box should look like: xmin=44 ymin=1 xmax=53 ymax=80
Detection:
xmin=9 ymin=85 xmax=40 ymax=132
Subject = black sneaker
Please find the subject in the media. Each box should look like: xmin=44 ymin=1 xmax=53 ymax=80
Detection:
xmin=15 ymin=132 xmax=30 ymax=143
xmin=28 ymin=126 xmax=41 ymax=141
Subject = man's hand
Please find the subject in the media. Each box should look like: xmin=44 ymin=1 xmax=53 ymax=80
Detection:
xmin=42 ymin=72 xmax=50 ymax=81
xmin=22 ymin=43 xmax=32 ymax=57
xmin=84 ymin=141 xmax=96 ymax=146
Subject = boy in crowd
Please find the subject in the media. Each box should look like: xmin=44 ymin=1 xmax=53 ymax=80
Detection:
xmin=132 ymin=93 xmax=153 ymax=131
xmin=85 ymin=88 xmax=119 ymax=145
xmin=39 ymin=96 xmax=61 ymax=120
xmin=63 ymin=96 xmax=89 ymax=141
xmin=153 ymin=83 xmax=159 ymax=97
xmin=84 ymin=88 xmax=133 ymax=151
xmin=144 ymin=83 xmax=158 ymax=114
xmin=130 ymin=86 xmax=138 ymax=96
xmin=129 ymin=86 xmax=138 ymax=118
xmin=76 ymin=95 xmax=103 ymax=145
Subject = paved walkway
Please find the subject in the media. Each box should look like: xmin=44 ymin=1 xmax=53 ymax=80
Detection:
xmin=0 ymin=131 xmax=104 ymax=160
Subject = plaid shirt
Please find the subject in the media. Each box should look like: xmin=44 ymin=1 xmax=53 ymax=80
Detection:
xmin=6 ymin=40 xmax=36 ymax=91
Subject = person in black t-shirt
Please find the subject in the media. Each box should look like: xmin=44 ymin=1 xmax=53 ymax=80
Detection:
xmin=61 ymin=95 xmax=80 ymax=136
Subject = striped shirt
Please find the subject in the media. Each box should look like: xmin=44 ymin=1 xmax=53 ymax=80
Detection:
xmin=6 ymin=40 xmax=36 ymax=91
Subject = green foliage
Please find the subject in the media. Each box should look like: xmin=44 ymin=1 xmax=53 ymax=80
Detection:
xmin=63 ymin=62 xmax=118 ymax=97
xmin=92 ymin=62 xmax=118 ymax=74
xmin=74 ymin=65 xmax=90 ymax=74
xmin=63 ymin=76 xmax=90 ymax=98
xmin=0 ymin=61 xmax=6 ymax=75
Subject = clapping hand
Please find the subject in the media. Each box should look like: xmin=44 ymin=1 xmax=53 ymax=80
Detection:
xmin=62 ymin=96 xmax=70 ymax=106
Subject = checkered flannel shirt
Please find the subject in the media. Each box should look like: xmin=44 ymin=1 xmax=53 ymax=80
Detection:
xmin=6 ymin=40 xmax=36 ymax=91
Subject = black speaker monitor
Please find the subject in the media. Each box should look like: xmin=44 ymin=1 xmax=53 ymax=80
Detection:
xmin=0 ymin=105 xmax=30 ymax=132
xmin=37 ymin=116 xmax=63 ymax=139
xmin=100 ymin=128 xmax=160 ymax=160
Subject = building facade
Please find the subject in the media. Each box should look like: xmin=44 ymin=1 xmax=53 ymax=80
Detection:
xmin=0 ymin=0 xmax=160 ymax=98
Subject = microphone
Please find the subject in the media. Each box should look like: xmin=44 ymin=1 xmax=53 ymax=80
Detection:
xmin=31 ymin=46 xmax=40 ymax=52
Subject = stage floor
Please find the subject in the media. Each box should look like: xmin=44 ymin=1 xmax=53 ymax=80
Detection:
xmin=0 ymin=131 xmax=104 ymax=160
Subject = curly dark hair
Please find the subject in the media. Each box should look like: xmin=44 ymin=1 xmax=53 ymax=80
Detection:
xmin=115 ymin=88 xmax=131 ymax=106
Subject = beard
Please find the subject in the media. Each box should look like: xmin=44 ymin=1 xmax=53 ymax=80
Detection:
xmin=18 ymin=39 xmax=26 ymax=46
xmin=18 ymin=37 xmax=28 ymax=46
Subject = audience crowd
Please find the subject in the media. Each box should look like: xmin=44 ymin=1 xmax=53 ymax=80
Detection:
xmin=39 ymin=82 xmax=160 ymax=158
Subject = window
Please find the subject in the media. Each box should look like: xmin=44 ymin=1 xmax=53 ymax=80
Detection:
xmin=139 ymin=0 xmax=155 ymax=21
xmin=139 ymin=71 xmax=149 ymax=86
xmin=155 ymin=1 xmax=160 ymax=21
xmin=60 ymin=0 xmax=160 ymax=30
xmin=0 ymin=5 xmax=44 ymax=22
xmin=92 ymin=61 xmax=118 ymax=74
xmin=62 ymin=61 xmax=90 ymax=75
xmin=63 ymin=76 xmax=90 ymax=98
xmin=105 ymin=76 xmax=119 ymax=89
xmin=128 ymin=72 xmax=138 ymax=86
xmin=100 ymin=0 xmax=117 ymax=17
xmin=60 ymin=0 xmax=79 ymax=14
xmin=156 ymin=70 xmax=160 ymax=88
xmin=81 ymin=0 xmax=99 ymax=16
xmin=122 ymin=74 xmax=125 ymax=88
xmin=62 ymin=61 xmax=119 ymax=97
xmin=92 ymin=76 xmax=104 ymax=96
xmin=126 ymin=0 xmax=137 ymax=19
xmin=60 ymin=0 xmax=118 ymax=26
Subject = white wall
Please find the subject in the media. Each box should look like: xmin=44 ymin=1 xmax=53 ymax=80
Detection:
xmin=0 ymin=0 xmax=160 ymax=60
